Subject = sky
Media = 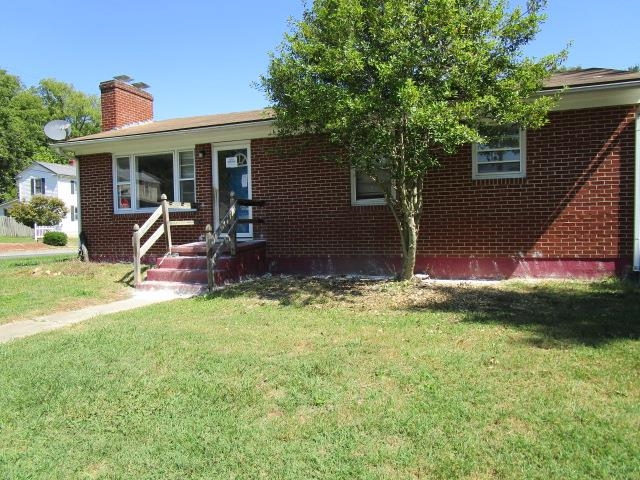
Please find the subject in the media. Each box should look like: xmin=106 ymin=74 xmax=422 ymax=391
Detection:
xmin=1 ymin=0 xmax=638 ymax=121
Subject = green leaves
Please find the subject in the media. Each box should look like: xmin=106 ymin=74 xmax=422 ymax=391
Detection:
xmin=0 ymin=69 xmax=100 ymax=202
xmin=8 ymin=195 xmax=68 ymax=228
xmin=260 ymin=0 xmax=564 ymax=278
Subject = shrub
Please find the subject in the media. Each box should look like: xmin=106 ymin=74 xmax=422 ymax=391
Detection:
xmin=42 ymin=231 xmax=68 ymax=246
xmin=9 ymin=195 xmax=68 ymax=228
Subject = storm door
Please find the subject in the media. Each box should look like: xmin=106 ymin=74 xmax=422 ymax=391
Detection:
xmin=213 ymin=144 xmax=252 ymax=238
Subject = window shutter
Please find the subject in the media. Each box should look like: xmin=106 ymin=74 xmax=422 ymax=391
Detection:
xmin=31 ymin=178 xmax=35 ymax=195
xmin=41 ymin=178 xmax=45 ymax=194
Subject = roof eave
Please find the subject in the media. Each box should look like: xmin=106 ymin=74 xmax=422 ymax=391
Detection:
xmin=55 ymin=118 xmax=275 ymax=151
xmin=541 ymin=78 xmax=640 ymax=94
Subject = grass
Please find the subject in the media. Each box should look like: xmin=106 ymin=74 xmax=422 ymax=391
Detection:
xmin=0 ymin=276 xmax=638 ymax=479
xmin=0 ymin=255 xmax=134 ymax=324
xmin=0 ymin=236 xmax=35 ymax=244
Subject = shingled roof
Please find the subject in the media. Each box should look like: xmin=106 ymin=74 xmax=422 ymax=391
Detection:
xmin=543 ymin=68 xmax=640 ymax=89
xmin=63 ymin=69 xmax=640 ymax=144
xmin=64 ymin=109 xmax=274 ymax=143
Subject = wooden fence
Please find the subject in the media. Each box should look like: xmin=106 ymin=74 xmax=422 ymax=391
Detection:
xmin=0 ymin=216 xmax=34 ymax=238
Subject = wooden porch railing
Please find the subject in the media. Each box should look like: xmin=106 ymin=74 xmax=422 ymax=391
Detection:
xmin=204 ymin=191 xmax=266 ymax=291
xmin=132 ymin=194 xmax=195 ymax=286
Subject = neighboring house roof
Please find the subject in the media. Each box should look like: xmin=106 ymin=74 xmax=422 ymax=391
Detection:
xmin=58 ymin=68 xmax=640 ymax=145
xmin=0 ymin=198 xmax=18 ymax=209
xmin=24 ymin=161 xmax=77 ymax=177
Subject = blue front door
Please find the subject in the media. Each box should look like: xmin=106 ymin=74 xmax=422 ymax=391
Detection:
xmin=215 ymin=146 xmax=251 ymax=237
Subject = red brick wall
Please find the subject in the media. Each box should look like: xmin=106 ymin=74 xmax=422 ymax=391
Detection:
xmin=77 ymin=144 xmax=213 ymax=260
xmin=100 ymin=80 xmax=153 ymax=131
xmin=77 ymin=105 xmax=636 ymax=276
xmin=422 ymin=105 xmax=635 ymax=260
xmin=251 ymin=105 xmax=635 ymax=275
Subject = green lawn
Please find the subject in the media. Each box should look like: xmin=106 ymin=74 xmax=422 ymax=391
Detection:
xmin=0 ymin=277 xmax=638 ymax=479
xmin=0 ymin=255 xmax=134 ymax=324
xmin=0 ymin=236 xmax=35 ymax=243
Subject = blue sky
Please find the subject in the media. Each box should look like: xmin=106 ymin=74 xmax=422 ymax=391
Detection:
xmin=1 ymin=0 xmax=638 ymax=120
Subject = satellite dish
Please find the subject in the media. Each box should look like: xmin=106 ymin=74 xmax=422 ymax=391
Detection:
xmin=44 ymin=120 xmax=71 ymax=141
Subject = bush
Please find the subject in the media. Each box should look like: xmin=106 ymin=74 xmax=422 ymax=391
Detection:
xmin=42 ymin=231 xmax=68 ymax=246
xmin=9 ymin=195 xmax=68 ymax=228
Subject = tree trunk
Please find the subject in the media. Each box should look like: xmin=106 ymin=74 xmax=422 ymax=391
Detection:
xmin=399 ymin=213 xmax=418 ymax=280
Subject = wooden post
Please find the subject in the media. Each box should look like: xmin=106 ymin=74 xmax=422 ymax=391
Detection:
xmin=205 ymin=224 xmax=214 ymax=291
xmin=229 ymin=191 xmax=237 ymax=256
xmin=161 ymin=194 xmax=172 ymax=254
xmin=132 ymin=223 xmax=141 ymax=287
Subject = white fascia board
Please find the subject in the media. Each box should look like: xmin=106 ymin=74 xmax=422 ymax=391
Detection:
xmin=55 ymin=121 xmax=275 ymax=156
xmin=543 ymin=82 xmax=640 ymax=111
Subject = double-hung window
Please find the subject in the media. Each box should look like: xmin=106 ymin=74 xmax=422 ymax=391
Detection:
xmin=114 ymin=150 xmax=196 ymax=212
xmin=31 ymin=178 xmax=45 ymax=195
xmin=472 ymin=125 xmax=526 ymax=179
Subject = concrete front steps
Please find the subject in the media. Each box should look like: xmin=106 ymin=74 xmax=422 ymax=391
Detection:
xmin=138 ymin=240 xmax=267 ymax=294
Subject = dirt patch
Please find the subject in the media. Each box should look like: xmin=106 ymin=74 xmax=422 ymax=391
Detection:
xmin=0 ymin=242 xmax=62 ymax=253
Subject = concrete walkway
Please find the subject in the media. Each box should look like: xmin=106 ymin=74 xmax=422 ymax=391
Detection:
xmin=0 ymin=248 xmax=76 ymax=258
xmin=0 ymin=290 xmax=191 ymax=344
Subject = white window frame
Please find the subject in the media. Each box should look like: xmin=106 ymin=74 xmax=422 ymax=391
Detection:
xmin=472 ymin=128 xmax=526 ymax=180
xmin=350 ymin=168 xmax=387 ymax=206
xmin=112 ymin=149 xmax=197 ymax=213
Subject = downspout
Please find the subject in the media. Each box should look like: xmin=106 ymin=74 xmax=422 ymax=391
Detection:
xmin=634 ymin=105 xmax=640 ymax=271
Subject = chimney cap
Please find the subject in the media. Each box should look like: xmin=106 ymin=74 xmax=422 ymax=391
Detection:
xmin=131 ymin=82 xmax=150 ymax=90
xmin=113 ymin=74 xmax=133 ymax=82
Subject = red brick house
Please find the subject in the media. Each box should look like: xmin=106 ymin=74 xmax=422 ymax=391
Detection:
xmin=57 ymin=69 xmax=640 ymax=281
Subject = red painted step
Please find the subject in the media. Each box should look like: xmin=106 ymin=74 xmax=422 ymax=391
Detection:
xmin=146 ymin=268 xmax=210 ymax=284
xmin=156 ymin=255 xmax=233 ymax=270
xmin=141 ymin=240 xmax=268 ymax=291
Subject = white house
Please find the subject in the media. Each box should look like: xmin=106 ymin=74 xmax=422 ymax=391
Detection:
xmin=15 ymin=161 xmax=79 ymax=237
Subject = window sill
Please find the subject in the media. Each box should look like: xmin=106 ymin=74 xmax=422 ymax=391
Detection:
xmin=352 ymin=198 xmax=387 ymax=207
xmin=113 ymin=208 xmax=198 ymax=215
xmin=472 ymin=173 xmax=526 ymax=181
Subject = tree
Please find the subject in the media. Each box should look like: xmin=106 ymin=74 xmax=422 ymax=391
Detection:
xmin=0 ymin=70 xmax=49 ymax=200
xmin=0 ymin=69 xmax=101 ymax=202
xmin=8 ymin=195 xmax=68 ymax=228
xmin=37 ymin=78 xmax=101 ymax=137
xmin=261 ymin=0 xmax=566 ymax=279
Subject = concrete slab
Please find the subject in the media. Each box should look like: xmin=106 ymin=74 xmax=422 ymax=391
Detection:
xmin=0 ymin=290 xmax=193 ymax=344
xmin=0 ymin=248 xmax=76 ymax=258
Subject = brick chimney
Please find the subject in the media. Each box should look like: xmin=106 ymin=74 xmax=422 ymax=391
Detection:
xmin=99 ymin=79 xmax=153 ymax=131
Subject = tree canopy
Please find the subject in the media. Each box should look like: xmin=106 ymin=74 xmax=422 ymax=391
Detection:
xmin=9 ymin=195 xmax=68 ymax=228
xmin=261 ymin=0 xmax=565 ymax=279
xmin=0 ymin=69 xmax=100 ymax=201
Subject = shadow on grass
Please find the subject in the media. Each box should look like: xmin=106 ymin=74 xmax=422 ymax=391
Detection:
xmin=408 ymin=280 xmax=640 ymax=348
xmin=203 ymin=276 xmax=640 ymax=348
xmin=117 ymin=265 xmax=150 ymax=288
xmin=203 ymin=275 xmax=368 ymax=306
